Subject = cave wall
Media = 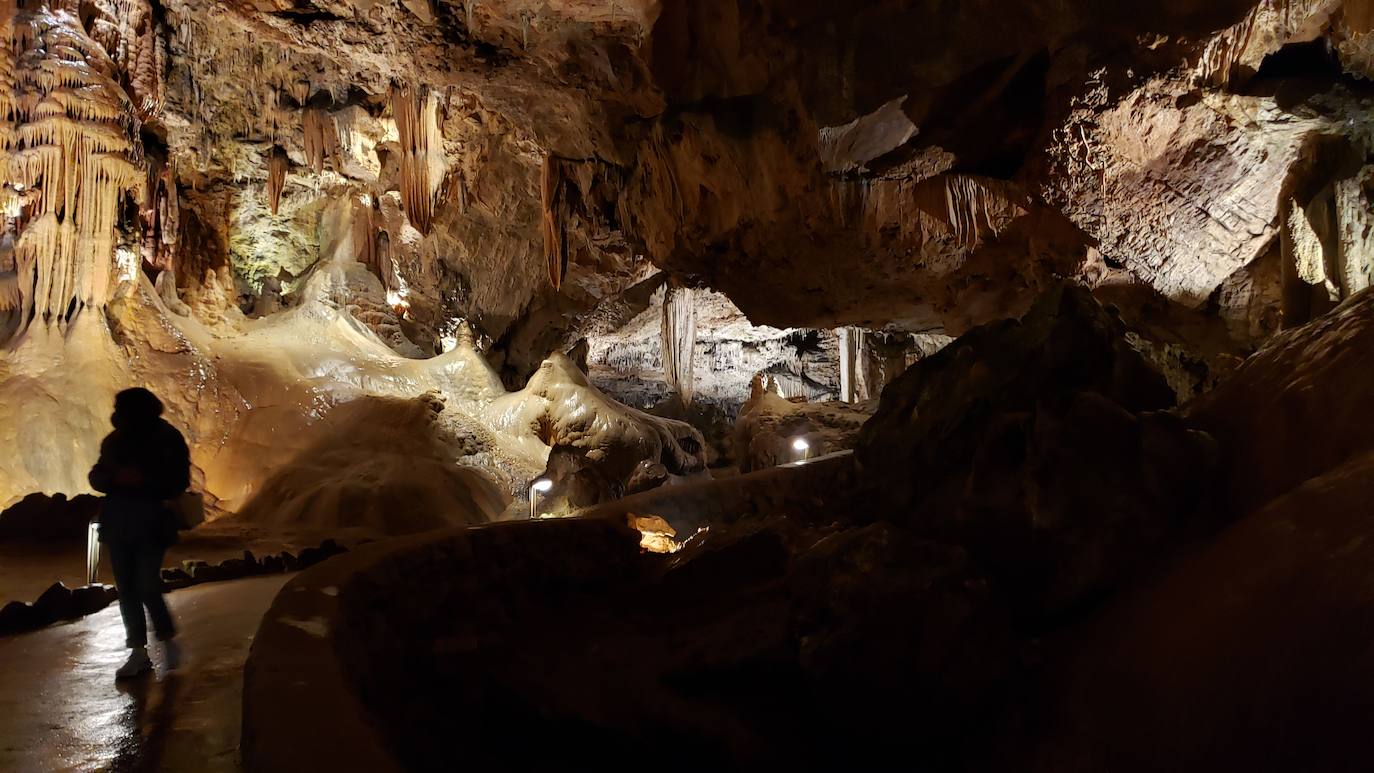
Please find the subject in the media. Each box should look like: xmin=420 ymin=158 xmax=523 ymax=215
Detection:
xmin=6 ymin=0 xmax=1374 ymax=503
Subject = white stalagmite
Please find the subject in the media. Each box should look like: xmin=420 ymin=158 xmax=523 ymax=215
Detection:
xmin=2 ymin=3 xmax=145 ymax=330
xmin=838 ymin=327 xmax=866 ymax=403
xmin=661 ymin=285 xmax=696 ymax=407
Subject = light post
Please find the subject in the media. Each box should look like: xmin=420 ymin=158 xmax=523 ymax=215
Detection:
xmin=792 ymin=436 xmax=811 ymax=464
xmin=529 ymin=478 xmax=553 ymax=519
xmin=86 ymin=521 xmax=100 ymax=585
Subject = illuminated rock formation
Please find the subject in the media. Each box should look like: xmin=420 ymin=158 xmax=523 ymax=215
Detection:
xmin=660 ymin=285 xmax=696 ymax=407
xmin=391 ymin=83 xmax=441 ymax=236
xmin=1 ymin=1 xmax=145 ymax=331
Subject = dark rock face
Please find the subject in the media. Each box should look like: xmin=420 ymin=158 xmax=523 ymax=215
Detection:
xmin=1188 ymin=286 xmax=1374 ymax=517
xmin=0 ymin=583 xmax=118 ymax=636
xmin=1001 ymin=450 xmax=1374 ymax=773
xmin=0 ymin=601 xmax=37 ymax=635
xmin=624 ymin=459 xmax=670 ymax=495
xmin=857 ymin=284 xmax=1216 ymax=616
xmin=788 ymin=523 xmax=1014 ymax=739
xmin=282 ymin=515 xmax=1018 ymax=771
xmin=253 ymin=284 xmax=1374 ymax=772
xmin=0 ymin=493 xmax=100 ymax=542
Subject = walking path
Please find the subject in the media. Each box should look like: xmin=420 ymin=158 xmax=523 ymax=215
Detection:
xmin=0 ymin=574 xmax=290 ymax=772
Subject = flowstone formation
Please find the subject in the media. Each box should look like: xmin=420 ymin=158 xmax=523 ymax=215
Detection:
xmin=0 ymin=1 xmax=152 ymax=499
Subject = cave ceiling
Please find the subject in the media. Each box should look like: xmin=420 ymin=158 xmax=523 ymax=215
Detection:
xmin=8 ymin=0 xmax=1374 ymax=376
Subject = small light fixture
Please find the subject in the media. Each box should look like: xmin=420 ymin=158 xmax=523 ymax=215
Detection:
xmin=791 ymin=437 xmax=811 ymax=463
xmin=529 ymin=478 xmax=553 ymax=519
xmin=86 ymin=521 xmax=100 ymax=585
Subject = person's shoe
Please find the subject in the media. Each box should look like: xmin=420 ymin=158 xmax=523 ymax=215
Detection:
xmin=161 ymin=639 xmax=182 ymax=671
xmin=115 ymin=647 xmax=152 ymax=680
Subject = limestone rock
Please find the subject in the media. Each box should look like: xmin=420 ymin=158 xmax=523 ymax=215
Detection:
xmin=856 ymin=284 xmax=1216 ymax=616
xmin=733 ymin=389 xmax=873 ymax=472
xmin=789 ymin=523 xmax=1013 ymax=726
xmin=535 ymin=445 xmax=625 ymax=514
xmin=1189 ymin=285 xmax=1374 ymax=516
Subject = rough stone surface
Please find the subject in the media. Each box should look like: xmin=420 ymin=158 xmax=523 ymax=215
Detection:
xmin=733 ymin=388 xmax=873 ymax=472
xmin=1001 ymin=449 xmax=1374 ymax=773
xmin=857 ymin=285 xmax=1217 ymax=616
xmin=1189 ymin=285 xmax=1374 ymax=516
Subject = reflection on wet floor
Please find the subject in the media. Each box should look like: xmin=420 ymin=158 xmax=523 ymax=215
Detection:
xmin=0 ymin=574 xmax=290 ymax=772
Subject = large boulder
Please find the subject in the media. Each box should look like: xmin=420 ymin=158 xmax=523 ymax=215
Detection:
xmin=0 ymin=493 xmax=100 ymax=542
xmin=1004 ymin=450 xmax=1374 ymax=773
xmin=1188 ymin=286 xmax=1374 ymax=517
xmin=788 ymin=523 xmax=1014 ymax=744
xmin=534 ymin=444 xmax=627 ymax=513
xmin=856 ymin=285 xmax=1216 ymax=616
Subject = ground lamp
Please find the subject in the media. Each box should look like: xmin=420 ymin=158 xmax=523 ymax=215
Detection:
xmin=529 ymin=478 xmax=553 ymax=519
xmin=792 ymin=436 xmax=811 ymax=463
xmin=86 ymin=521 xmax=100 ymax=585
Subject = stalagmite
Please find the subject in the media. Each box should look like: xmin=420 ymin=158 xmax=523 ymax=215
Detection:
xmin=2 ymin=3 xmax=146 ymax=330
xmin=267 ymin=147 xmax=289 ymax=215
xmin=661 ymin=285 xmax=696 ymax=407
xmin=140 ymin=152 xmax=179 ymax=271
xmin=391 ymin=84 xmax=441 ymax=235
xmin=838 ymin=327 xmax=873 ymax=403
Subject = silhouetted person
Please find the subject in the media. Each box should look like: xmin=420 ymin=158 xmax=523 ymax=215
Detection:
xmin=89 ymin=388 xmax=190 ymax=679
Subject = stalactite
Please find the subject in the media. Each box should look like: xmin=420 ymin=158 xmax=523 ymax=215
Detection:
xmin=140 ymin=151 xmax=179 ymax=271
xmin=85 ymin=0 xmax=164 ymax=119
xmin=302 ymin=107 xmax=340 ymax=175
xmin=2 ymin=4 xmax=145 ymax=330
xmin=541 ymin=154 xmax=568 ymax=290
xmin=352 ymin=195 xmax=380 ymax=272
xmin=391 ymin=84 xmax=440 ymax=235
xmin=1196 ymin=4 xmax=1261 ymax=87
xmin=267 ymin=147 xmax=288 ymax=215
xmin=909 ymin=174 xmax=1023 ymax=247
xmin=661 ymin=285 xmax=696 ymax=407
xmin=438 ymin=165 xmax=468 ymax=216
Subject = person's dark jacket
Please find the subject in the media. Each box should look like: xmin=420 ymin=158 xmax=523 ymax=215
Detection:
xmin=90 ymin=409 xmax=191 ymax=547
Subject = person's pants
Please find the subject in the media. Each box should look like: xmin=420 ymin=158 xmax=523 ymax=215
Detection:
xmin=107 ymin=541 xmax=175 ymax=649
